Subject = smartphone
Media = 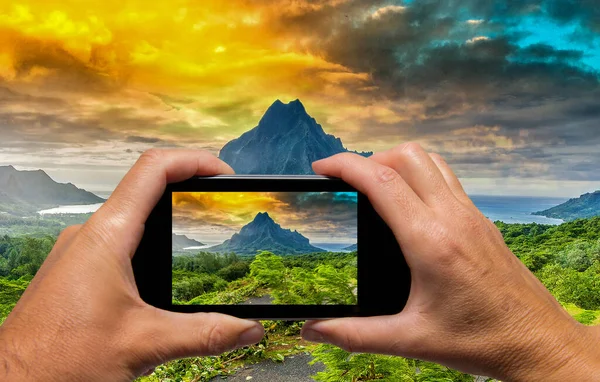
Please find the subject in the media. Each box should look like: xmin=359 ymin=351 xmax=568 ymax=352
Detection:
xmin=132 ymin=175 xmax=410 ymax=319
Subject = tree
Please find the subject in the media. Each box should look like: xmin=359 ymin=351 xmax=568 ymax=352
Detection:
xmin=217 ymin=261 xmax=250 ymax=281
xmin=314 ymin=264 xmax=357 ymax=305
xmin=249 ymin=251 xmax=285 ymax=287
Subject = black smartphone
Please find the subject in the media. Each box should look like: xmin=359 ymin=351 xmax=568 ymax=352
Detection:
xmin=132 ymin=175 xmax=410 ymax=319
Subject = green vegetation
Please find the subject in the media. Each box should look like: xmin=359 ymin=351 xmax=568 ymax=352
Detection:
xmin=497 ymin=218 xmax=600 ymax=310
xmin=0 ymin=213 xmax=92 ymax=237
xmin=533 ymin=190 xmax=600 ymax=221
xmin=309 ymin=344 xmax=475 ymax=381
xmin=1 ymin=217 xmax=599 ymax=381
xmin=173 ymin=250 xmax=358 ymax=306
xmin=0 ymin=235 xmax=56 ymax=323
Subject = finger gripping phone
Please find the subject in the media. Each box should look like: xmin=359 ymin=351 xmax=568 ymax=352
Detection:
xmin=132 ymin=175 xmax=410 ymax=319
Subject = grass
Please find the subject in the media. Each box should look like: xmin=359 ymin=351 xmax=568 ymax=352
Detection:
xmin=562 ymin=302 xmax=600 ymax=325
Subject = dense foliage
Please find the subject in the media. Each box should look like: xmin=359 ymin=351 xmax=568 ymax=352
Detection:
xmin=1 ymin=218 xmax=599 ymax=381
xmin=171 ymin=252 xmax=246 ymax=301
xmin=498 ymin=217 xmax=600 ymax=310
xmin=309 ymin=344 xmax=476 ymax=381
xmin=174 ymin=251 xmax=357 ymax=306
xmin=0 ymin=213 xmax=92 ymax=237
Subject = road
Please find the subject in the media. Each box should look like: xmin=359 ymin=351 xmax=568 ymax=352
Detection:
xmin=238 ymin=294 xmax=273 ymax=305
xmin=211 ymin=353 xmax=324 ymax=381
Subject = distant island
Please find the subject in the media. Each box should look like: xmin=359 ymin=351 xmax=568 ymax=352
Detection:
xmin=172 ymin=233 xmax=204 ymax=252
xmin=343 ymin=243 xmax=357 ymax=251
xmin=0 ymin=165 xmax=104 ymax=215
xmin=219 ymin=99 xmax=372 ymax=174
xmin=533 ymin=190 xmax=600 ymax=221
xmin=206 ymin=212 xmax=323 ymax=256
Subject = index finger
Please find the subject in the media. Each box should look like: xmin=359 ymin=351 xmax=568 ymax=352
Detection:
xmin=83 ymin=149 xmax=233 ymax=255
xmin=312 ymin=152 xmax=428 ymax=241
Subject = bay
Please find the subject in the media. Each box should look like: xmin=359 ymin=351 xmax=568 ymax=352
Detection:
xmin=37 ymin=203 xmax=103 ymax=215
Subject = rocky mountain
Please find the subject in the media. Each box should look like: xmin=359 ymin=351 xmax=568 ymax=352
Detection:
xmin=533 ymin=190 xmax=600 ymax=221
xmin=172 ymin=233 xmax=204 ymax=252
xmin=0 ymin=165 xmax=105 ymax=214
xmin=343 ymin=243 xmax=357 ymax=252
xmin=218 ymin=99 xmax=372 ymax=174
xmin=207 ymin=212 xmax=322 ymax=256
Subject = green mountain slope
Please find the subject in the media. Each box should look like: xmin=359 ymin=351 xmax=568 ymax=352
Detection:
xmin=533 ymin=190 xmax=600 ymax=221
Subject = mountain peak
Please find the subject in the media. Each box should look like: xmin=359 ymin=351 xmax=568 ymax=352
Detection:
xmin=261 ymin=99 xmax=308 ymax=124
xmin=218 ymin=99 xmax=373 ymax=175
xmin=252 ymin=211 xmax=273 ymax=223
xmin=206 ymin=210 xmax=322 ymax=255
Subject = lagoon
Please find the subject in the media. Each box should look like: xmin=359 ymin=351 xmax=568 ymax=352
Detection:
xmin=37 ymin=203 xmax=103 ymax=215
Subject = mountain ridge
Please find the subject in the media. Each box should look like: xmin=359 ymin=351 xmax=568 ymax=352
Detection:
xmin=533 ymin=190 xmax=600 ymax=221
xmin=0 ymin=165 xmax=105 ymax=215
xmin=343 ymin=243 xmax=357 ymax=252
xmin=219 ymin=99 xmax=372 ymax=174
xmin=172 ymin=233 xmax=205 ymax=252
xmin=206 ymin=211 xmax=322 ymax=256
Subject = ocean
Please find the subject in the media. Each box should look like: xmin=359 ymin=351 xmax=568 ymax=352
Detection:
xmin=312 ymin=243 xmax=355 ymax=252
xmin=37 ymin=195 xmax=569 ymax=226
xmin=470 ymin=195 xmax=568 ymax=225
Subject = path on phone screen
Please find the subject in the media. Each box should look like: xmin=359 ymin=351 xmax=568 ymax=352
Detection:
xmin=210 ymin=353 xmax=324 ymax=381
xmin=238 ymin=293 xmax=273 ymax=305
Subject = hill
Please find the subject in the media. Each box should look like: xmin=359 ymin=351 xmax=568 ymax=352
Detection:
xmin=343 ymin=243 xmax=357 ymax=251
xmin=0 ymin=165 xmax=104 ymax=215
xmin=172 ymin=233 xmax=204 ymax=252
xmin=533 ymin=190 xmax=600 ymax=221
xmin=206 ymin=212 xmax=322 ymax=256
xmin=218 ymin=99 xmax=372 ymax=174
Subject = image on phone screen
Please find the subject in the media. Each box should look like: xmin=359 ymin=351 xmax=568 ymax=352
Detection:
xmin=171 ymin=191 xmax=358 ymax=305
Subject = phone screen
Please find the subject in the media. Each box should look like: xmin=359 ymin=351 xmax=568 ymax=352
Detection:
xmin=171 ymin=191 xmax=358 ymax=306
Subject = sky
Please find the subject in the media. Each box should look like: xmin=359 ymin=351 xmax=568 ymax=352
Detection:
xmin=171 ymin=191 xmax=358 ymax=244
xmin=1 ymin=0 xmax=600 ymax=197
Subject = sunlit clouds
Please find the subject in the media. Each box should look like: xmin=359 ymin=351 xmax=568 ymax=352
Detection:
xmin=172 ymin=192 xmax=357 ymax=244
xmin=1 ymin=1 xmax=600 ymax=196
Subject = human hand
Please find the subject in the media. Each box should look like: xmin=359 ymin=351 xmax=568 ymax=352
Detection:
xmin=301 ymin=143 xmax=600 ymax=381
xmin=0 ymin=149 xmax=265 ymax=382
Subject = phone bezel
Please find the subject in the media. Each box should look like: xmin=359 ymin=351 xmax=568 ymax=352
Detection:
xmin=132 ymin=175 xmax=410 ymax=319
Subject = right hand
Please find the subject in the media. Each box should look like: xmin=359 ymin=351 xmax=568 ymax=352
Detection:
xmin=301 ymin=143 xmax=600 ymax=381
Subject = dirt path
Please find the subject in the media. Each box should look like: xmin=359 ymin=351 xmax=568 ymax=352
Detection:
xmin=238 ymin=294 xmax=273 ymax=305
xmin=210 ymin=353 xmax=324 ymax=381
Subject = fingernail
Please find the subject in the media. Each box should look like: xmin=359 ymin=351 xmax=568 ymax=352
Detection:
xmin=302 ymin=329 xmax=325 ymax=343
xmin=237 ymin=324 xmax=264 ymax=347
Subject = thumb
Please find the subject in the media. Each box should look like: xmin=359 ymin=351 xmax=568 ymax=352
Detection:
xmin=133 ymin=309 xmax=264 ymax=367
xmin=301 ymin=314 xmax=421 ymax=356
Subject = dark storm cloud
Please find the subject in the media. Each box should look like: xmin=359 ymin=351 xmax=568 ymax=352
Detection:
xmin=260 ymin=0 xmax=600 ymax=183
xmin=272 ymin=192 xmax=358 ymax=232
xmin=544 ymin=0 xmax=600 ymax=32
xmin=262 ymin=0 xmax=600 ymax=116
xmin=125 ymin=135 xmax=163 ymax=144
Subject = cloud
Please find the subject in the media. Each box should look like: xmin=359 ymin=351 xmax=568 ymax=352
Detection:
xmin=371 ymin=5 xmax=406 ymax=20
xmin=1 ymin=0 xmax=600 ymax=196
xmin=125 ymin=135 xmax=163 ymax=143
xmin=172 ymin=191 xmax=357 ymax=243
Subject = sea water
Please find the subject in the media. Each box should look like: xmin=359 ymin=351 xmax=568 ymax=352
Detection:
xmin=470 ymin=195 xmax=567 ymax=225
xmin=36 ymin=196 xmax=569 ymax=226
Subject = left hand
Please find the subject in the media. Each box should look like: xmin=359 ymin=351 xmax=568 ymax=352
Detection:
xmin=0 ymin=149 xmax=265 ymax=382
